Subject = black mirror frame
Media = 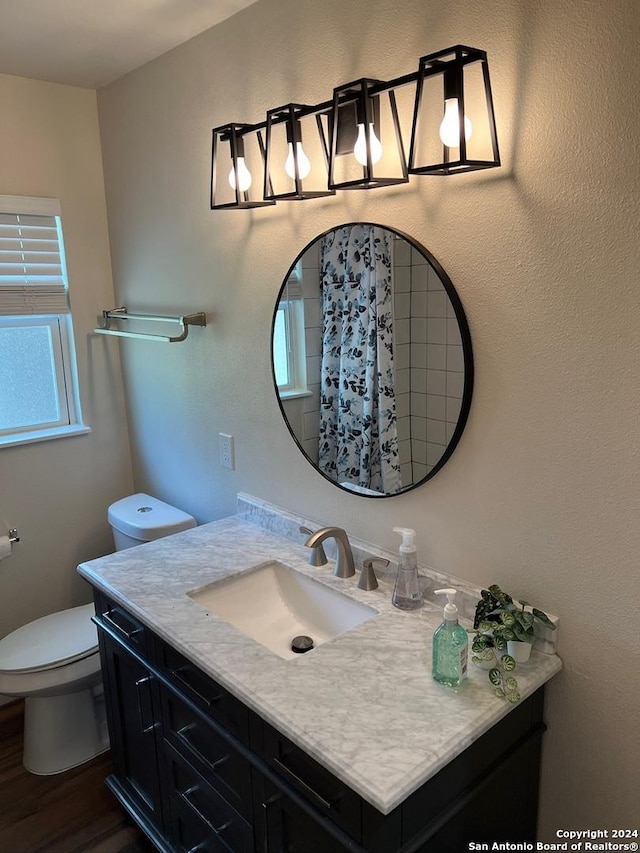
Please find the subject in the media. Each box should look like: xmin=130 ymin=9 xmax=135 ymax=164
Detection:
xmin=271 ymin=222 xmax=474 ymax=498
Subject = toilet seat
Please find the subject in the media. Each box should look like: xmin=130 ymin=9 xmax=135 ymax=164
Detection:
xmin=0 ymin=603 xmax=98 ymax=674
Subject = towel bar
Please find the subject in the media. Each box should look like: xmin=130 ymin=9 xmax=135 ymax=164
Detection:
xmin=95 ymin=307 xmax=206 ymax=343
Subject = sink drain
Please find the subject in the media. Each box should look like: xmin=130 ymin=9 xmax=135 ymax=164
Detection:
xmin=291 ymin=635 xmax=314 ymax=654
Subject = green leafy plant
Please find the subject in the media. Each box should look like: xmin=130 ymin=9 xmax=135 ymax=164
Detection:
xmin=489 ymin=651 xmax=520 ymax=703
xmin=469 ymin=625 xmax=501 ymax=663
xmin=469 ymin=620 xmax=520 ymax=702
xmin=473 ymin=584 xmax=556 ymax=646
xmin=469 ymin=584 xmax=556 ymax=703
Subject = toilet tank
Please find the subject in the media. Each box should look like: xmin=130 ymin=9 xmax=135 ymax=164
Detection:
xmin=108 ymin=493 xmax=197 ymax=551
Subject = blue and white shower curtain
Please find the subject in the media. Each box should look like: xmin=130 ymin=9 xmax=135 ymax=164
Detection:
xmin=318 ymin=225 xmax=401 ymax=494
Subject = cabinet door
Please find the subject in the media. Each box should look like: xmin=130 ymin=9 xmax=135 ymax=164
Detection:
xmin=98 ymin=630 xmax=163 ymax=828
xmin=405 ymin=725 xmax=544 ymax=852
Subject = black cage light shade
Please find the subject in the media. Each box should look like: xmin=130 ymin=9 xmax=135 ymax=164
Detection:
xmin=409 ymin=45 xmax=500 ymax=175
xmin=264 ymin=104 xmax=335 ymax=201
xmin=328 ymin=79 xmax=408 ymax=191
xmin=211 ymin=123 xmax=275 ymax=209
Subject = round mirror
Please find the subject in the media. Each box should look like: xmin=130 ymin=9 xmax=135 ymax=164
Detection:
xmin=271 ymin=223 xmax=473 ymax=497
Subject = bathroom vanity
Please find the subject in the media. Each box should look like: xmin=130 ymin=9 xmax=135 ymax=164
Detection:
xmin=79 ymin=499 xmax=561 ymax=853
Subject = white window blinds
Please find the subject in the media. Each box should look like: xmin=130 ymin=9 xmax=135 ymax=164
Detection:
xmin=0 ymin=196 xmax=69 ymax=316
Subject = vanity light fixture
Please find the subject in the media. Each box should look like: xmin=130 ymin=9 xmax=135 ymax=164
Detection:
xmin=210 ymin=45 xmax=500 ymax=209
xmin=409 ymin=45 xmax=500 ymax=175
xmin=264 ymin=104 xmax=335 ymax=201
xmin=327 ymin=79 xmax=408 ymax=191
xmin=211 ymin=123 xmax=275 ymax=209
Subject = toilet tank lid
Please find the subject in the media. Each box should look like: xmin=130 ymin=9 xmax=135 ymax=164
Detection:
xmin=0 ymin=603 xmax=98 ymax=673
xmin=108 ymin=493 xmax=197 ymax=541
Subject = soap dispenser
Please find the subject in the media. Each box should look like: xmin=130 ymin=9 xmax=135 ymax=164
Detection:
xmin=391 ymin=527 xmax=423 ymax=610
xmin=432 ymin=588 xmax=468 ymax=688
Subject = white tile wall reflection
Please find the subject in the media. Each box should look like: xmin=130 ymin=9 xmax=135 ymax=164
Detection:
xmin=393 ymin=240 xmax=464 ymax=483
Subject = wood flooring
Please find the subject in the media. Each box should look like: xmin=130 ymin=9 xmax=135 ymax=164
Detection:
xmin=0 ymin=700 xmax=156 ymax=853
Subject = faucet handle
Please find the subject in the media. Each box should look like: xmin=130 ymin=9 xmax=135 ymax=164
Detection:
xmin=300 ymin=526 xmax=328 ymax=567
xmin=358 ymin=558 xmax=390 ymax=591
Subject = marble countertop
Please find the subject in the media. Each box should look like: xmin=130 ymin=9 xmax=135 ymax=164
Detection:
xmin=78 ymin=513 xmax=562 ymax=815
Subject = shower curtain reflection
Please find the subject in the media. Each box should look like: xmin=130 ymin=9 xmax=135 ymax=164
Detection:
xmin=318 ymin=225 xmax=401 ymax=494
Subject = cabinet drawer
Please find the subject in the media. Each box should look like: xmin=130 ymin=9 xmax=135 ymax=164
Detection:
xmin=165 ymin=742 xmax=253 ymax=853
xmin=260 ymin=776 xmax=354 ymax=853
xmin=154 ymin=637 xmax=249 ymax=744
xmin=93 ymin=590 xmax=149 ymax=657
xmin=160 ymin=685 xmax=253 ymax=821
xmin=262 ymin=724 xmax=361 ymax=841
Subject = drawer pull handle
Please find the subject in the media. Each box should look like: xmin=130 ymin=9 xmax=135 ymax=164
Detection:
xmin=134 ymin=676 xmax=157 ymax=734
xmin=176 ymin=724 xmax=229 ymax=770
xmin=103 ymin=608 xmax=142 ymax=641
xmin=180 ymin=785 xmax=231 ymax=836
xmin=262 ymin=794 xmax=281 ymax=809
xmin=172 ymin=667 xmax=222 ymax=707
xmin=272 ymin=757 xmax=334 ymax=811
xmin=262 ymin=793 xmax=283 ymax=853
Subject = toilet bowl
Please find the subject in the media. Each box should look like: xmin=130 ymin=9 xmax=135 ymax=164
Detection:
xmin=0 ymin=603 xmax=104 ymax=775
xmin=0 ymin=493 xmax=196 ymax=775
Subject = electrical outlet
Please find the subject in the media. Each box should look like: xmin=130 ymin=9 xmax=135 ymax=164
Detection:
xmin=219 ymin=433 xmax=235 ymax=470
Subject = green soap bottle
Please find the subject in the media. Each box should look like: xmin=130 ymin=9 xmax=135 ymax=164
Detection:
xmin=432 ymin=588 xmax=468 ymax=688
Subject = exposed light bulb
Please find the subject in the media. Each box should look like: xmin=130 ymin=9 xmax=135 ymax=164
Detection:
xmin=353 ymin=123 xmax=383 ymax=166
xmin=285 ymin=142 xmax=311 ymax=180
xmin=439 ymin=99 xmax=473 ymax=148
xmin=228 ymin=157 xmax=252 ymax=192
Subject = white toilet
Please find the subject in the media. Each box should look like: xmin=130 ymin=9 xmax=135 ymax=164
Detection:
xmin=0 ymin=493 xmax=196 ymax=775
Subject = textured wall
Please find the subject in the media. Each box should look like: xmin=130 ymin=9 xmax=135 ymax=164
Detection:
xmin=97 ymin=0 xmax=640 ymax=836
xmin=0 ymin=75 xmax=134 ymax=640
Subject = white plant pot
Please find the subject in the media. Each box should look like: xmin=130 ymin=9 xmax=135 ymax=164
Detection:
xmin=507 ymin=640 xmax=532 ymax=663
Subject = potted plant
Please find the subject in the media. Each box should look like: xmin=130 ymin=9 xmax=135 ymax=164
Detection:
xmin=472 ymin=584 xmax=556 ymax=663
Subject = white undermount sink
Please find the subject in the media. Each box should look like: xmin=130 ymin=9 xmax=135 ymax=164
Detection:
xmin=187 ymin=560 xmax=378 ymax=660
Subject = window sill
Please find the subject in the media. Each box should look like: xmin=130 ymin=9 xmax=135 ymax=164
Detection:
xmin=0 ymin=424 xmax=91 ymax=449
xmin=278 ymin=389 xmax=313 ymax=401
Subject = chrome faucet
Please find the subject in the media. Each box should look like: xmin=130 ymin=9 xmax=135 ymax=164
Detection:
xmin=303 ymin=526 xmax=355 ymax=578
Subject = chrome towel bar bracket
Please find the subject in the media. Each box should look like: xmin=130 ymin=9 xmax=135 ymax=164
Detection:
xmin=95 ymin=307 xmax=207 ymax=343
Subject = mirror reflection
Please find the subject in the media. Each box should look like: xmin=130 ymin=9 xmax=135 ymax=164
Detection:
xmin=272 ymin=223 xmax=473 ymax=497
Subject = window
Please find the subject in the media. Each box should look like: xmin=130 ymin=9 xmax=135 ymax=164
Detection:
xmin=0 ymin=195 xmax=88 ymax=447
xmin=273 ymin=265 xmax=309 ymax=398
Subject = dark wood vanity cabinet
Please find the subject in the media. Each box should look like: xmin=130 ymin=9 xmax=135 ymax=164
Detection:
xmin=93 ymin=590 xmax=546 ymax=853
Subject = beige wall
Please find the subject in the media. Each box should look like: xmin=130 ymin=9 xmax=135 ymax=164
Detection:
xmin=0 ymin=75 xmax=134 ymax=638
xmin=97 ymin=0 xmax=640 ymax=837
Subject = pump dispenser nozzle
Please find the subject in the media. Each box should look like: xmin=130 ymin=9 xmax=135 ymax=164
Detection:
xmin=393 ymin=527 xmax=416 ymax=552
xmin=434 ymin=588 xmax=459 ymax=621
